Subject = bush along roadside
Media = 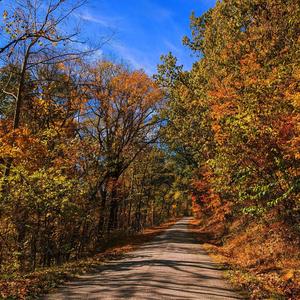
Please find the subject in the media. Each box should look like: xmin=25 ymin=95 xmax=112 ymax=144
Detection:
xmin=189 ymin=218 xmax=300 ymax=299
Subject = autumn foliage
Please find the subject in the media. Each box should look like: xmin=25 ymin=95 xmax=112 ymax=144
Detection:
xmin=0 ymin=0 xmax=299 ymax=298
xmin=0 ymin=1 xmax=186 ymax=286
xmin=157 ymin=0 xmax=300 ymax=298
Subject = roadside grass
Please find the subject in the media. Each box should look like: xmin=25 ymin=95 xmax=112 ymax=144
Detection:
xmin=0 ymin=219 xmax=177 ymax=300
xmin=189 ymin=218 xmax=300 ymax=299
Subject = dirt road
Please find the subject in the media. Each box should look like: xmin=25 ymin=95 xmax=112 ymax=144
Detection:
xmin=44 ymin=217 xmax=242 ymax=299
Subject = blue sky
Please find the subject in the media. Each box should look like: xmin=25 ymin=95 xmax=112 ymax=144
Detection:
xmin=0 ymin=0 xmax=216 ymax=74
xmin=76 ymin=0 xmax=216 ymax=74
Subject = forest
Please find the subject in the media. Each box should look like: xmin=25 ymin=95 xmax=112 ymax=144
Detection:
xmin=0 ymin=0 xmax=299 ymax=299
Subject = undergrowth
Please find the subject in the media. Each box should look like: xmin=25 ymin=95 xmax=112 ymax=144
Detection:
xmin=190 ymin=217 xmax=300 ymax=299
xmin=0 ymin=219 xmax=177 ymax=300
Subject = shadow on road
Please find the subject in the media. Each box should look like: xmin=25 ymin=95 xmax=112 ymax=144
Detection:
xmin=43 ymin=218 xmax=243 ymax=300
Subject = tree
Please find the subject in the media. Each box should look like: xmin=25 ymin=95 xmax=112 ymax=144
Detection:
xmin=157 ymin=0 xmax=300 ymax=224
xmin=0 ymin=0 xmax=90 ymax=176
xmin=80 ymin=61 xmax=164 ymax=233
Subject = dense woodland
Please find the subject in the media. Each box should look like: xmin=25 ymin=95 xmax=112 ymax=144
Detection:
xmin=0 ymin=0 xmax=299 ymax=298
xmin=158 ymin=0 xmax=299 ymax=224
xmin=0 ymin=0 xmax=186 ymax=274
xmin=156 ymin=0 xmax=300 ymax=297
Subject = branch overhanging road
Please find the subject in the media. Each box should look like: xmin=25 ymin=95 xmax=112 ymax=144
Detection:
xmin=44 ymin=217 xmax=243 ymax=299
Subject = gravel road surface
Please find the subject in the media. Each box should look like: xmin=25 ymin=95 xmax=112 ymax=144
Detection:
xmin=44 ymin=217 xmax=243 ymax=299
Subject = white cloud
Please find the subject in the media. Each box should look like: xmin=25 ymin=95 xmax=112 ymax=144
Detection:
xmin=76 ymin=11 xmax=121 ymax=29
xmin=111 ymin=42 xmax=155 ymax=74
xmin=78 ymin=12 xmax=108 ymax=26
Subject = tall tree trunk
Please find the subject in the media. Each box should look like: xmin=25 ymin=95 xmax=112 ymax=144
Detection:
xmin=4 ymin=42 xmax=34 ymax=177
xmin=108 ymin=179 xmax=119 ymax=233
xmin=127 ymin=172 xmax=134 ymax=228
xmin=97 ymin=186 xmax=108 ymax=238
